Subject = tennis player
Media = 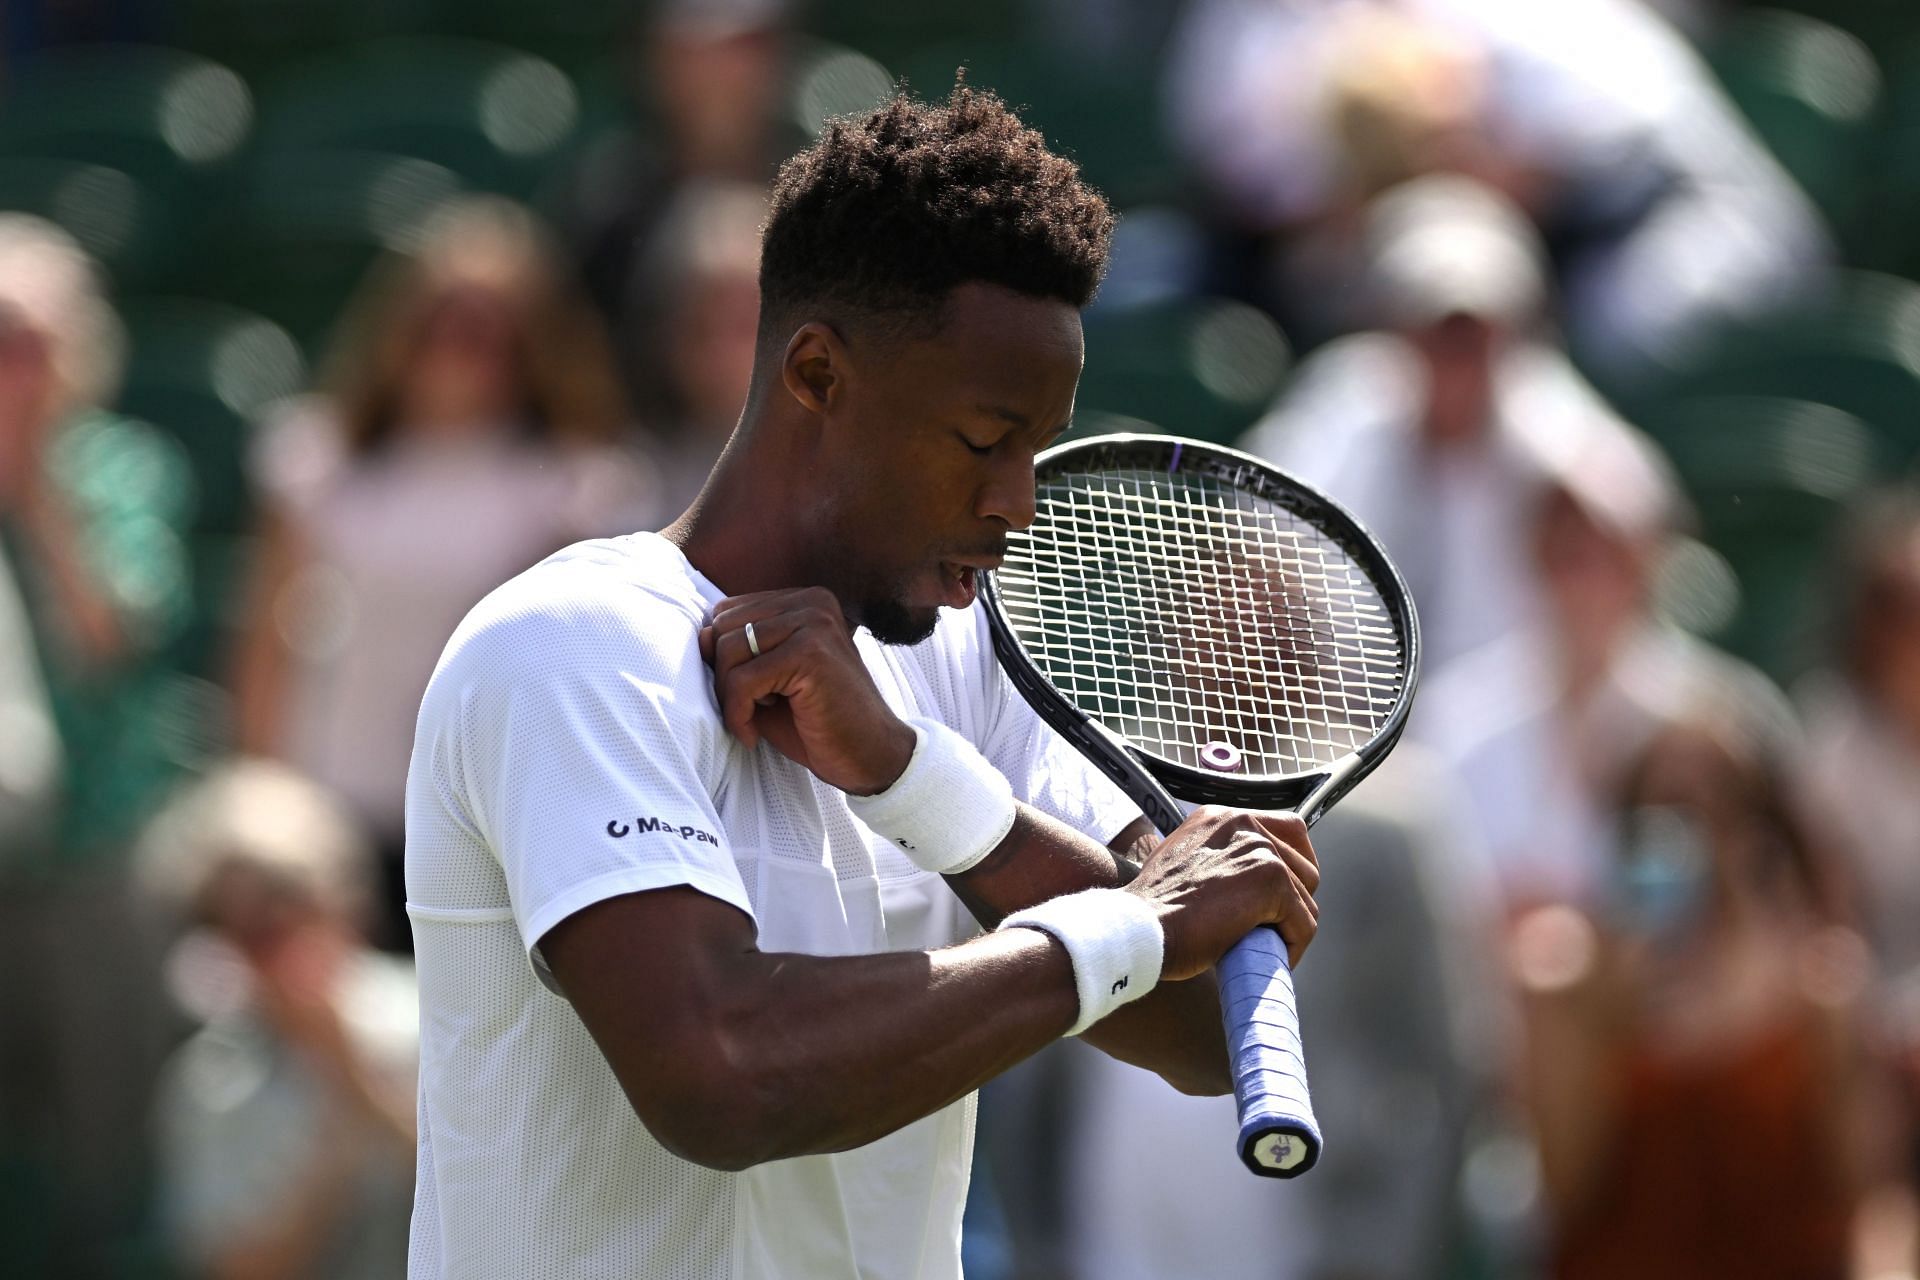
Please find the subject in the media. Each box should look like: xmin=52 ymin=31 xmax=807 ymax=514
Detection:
xmin=403 ymin=86 xmax=1320 ymax=1279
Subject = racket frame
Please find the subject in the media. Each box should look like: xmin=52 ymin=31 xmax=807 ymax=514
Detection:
xmin=980 ymin=433 xmax=1421 ymax=825
xmin=979 ymin=433 xmax=1422 ymax=1180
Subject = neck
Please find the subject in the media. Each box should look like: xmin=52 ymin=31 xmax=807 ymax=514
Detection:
xmin=664 ymin=402 xmax=821 ymax=598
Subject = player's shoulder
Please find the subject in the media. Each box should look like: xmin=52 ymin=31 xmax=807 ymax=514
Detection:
xmin=429 ymin=532 xmax=711 ymax=694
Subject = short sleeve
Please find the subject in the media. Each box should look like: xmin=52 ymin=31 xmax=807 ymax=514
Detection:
xmin=427 ymin=581 xmax=751 ymax=979
xmin=965 ymin=609 xmax=1143 ymax=847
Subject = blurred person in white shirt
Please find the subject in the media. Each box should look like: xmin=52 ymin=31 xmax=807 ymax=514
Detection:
xmin=1240 ymin=174 xmax=1640 ymax=678
xmin=1165 ymin=0 xmax=1828 ymax=379
xmin=232 ymin=197 xmax=660 ymax=948
xmin=141 ymin=760 xmax=417 ymax=1280
xmin=0 ymin=544 xmax=58 ymax=859
xmin=1421 ymin=406 xmax=1790 ymax=909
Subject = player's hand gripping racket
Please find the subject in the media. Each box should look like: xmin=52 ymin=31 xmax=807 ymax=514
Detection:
xmin=981 ymin=434 xmax=1420 ymax=1179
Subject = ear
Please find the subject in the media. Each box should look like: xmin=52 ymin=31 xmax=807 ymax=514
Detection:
xmin=780 ymin=322 xmax=847 ymax=415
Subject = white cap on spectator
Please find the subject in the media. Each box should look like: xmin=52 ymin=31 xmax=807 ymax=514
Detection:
xmin=137 ymin=757 xmax=373 ymax=927
xmin=1513 ymin=411 xmax=1689 ymax=543
xmin=1364 ymin=175 xmax=1547 ymax=329
xmin=0 ymin=213 xmax=125 ymax=411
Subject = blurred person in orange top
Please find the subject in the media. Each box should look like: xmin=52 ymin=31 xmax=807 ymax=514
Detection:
xmin=1513 ymin=707 xmax=1914 ymax=1280
xmin=1804 ymin=492 xmax=1920 ymax=1202
xmin=232 ymin=197 xmax=659 ymax=951
xmin=141 ymin=759 xmax=417 ymax=1280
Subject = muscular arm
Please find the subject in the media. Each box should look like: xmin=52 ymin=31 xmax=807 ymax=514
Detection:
xmin=542 ymin=883 xmax=1080 ymax=1172
xmin=542 ymin=804 xmax=1312 ymax=1172
xmin=947 ymin=809 xmax=1231 ymax=1096
xmin=578 ymin=586 xmax=1317 ymax=1168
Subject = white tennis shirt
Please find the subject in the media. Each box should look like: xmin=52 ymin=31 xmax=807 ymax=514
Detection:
xmin=403 ymin=532 xmax=1137 ymax=1280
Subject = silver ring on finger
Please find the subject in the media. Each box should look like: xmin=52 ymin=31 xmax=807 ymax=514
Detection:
xmin=744 ymin=620 xmax=761 ymax=657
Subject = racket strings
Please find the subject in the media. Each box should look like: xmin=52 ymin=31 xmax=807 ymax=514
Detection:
xmin=997 ymin=466 xmax=1407 ymax=778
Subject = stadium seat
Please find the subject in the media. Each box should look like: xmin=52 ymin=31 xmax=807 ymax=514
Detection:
xmin=254 ymin=38 xmax=582 ymax=199
xmin=809 ymin=0 xmax=1024 ymax=76
xmin=1635 ymin=395 xmax=1876 ymax=674
xmin=0 ymin=43 xmax=253 ymax=176
xmin=209 ymin=147 xmax=465 ymax=351
xmin=177 ymin=0 xmax=429 ymax=81
xmin=1637 ymin=271 xmax=1920 ymax=470
xmin=1746 ymin=0 xmax=1920 ymax=59
xmin=115 ymin=297 xmax=306 ymax=676
xmin=1709 ymin=10 xmax=1881 ymax=247
xmin=0 ymin=44 xmax=251 ymax=284
xmin=0 ymin=156 xmax=177 ymax=292
xmin=423 ymin=0 xmax=625 ymax=77
xmin=1860 ymin=36 xmax=1920 ymax=278
xmin=899 ymin=41 xmax=1178 ymax=207
xmin=115 ymin=297 xmax=305 ymax=535
xmin=1078 ymin=297 xmax=1291 ymax=445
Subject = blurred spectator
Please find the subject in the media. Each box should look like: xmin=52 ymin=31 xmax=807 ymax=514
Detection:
xmin=0 ymin=213 xmax=196 ymax=1276
xmin=1057 ymin=749 xmax=1508 ymax=1280
xmin=638 ymin=179 xmax=766 ymax=515
xmin=1239 ymin=174 xmax=1638 ymax=677
xmin=1420 ymin=415 xmax=1790 ymax=908
xmin=546 ymin=0 xmax=798 ymax=415
xmin=1803 ymin=491 xmax=1920 ymax=1183
xmin=141 ymin=759 xmax=416 ymax=1279
xmin=1165 ymin=0 xmax=1829 ymax=379
xmin=1512 ymin=711 xmax=1907 ymax=1280
xmin=0 ymin=542 xmax=59 ymax=857
xmin=232 ymin=196 xmax=657 ymax=950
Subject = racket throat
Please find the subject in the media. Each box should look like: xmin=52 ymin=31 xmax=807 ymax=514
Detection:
xmin=1295 ymin=750 xmax=1369 ymax=826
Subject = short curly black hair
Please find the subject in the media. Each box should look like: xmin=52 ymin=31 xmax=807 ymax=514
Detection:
xmin=758 ymin=83 xmax=1115 ymax=343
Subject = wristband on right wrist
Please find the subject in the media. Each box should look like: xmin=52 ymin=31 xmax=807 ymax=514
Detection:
xmin=844 ymin=717 xmax=1017 ymax=876
xmin=998 ymin=888 xmax=1165 ymax=1036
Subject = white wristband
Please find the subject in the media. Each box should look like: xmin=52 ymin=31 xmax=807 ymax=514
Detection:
xmin=999 ymin=888 xmax=1165 ymax=1036
xmin=845 ymin=718 xmax=1016 ymax=876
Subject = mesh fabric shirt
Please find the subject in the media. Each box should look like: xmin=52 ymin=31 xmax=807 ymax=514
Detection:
xmin=403 ymin=532 xmax=1137 ymax=1279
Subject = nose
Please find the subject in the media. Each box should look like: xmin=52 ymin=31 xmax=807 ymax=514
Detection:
xmin=976 ymin=451 xmax=1037 ymax=531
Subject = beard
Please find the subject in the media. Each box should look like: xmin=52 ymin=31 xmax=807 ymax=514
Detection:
xmin=859 ymin=593 xmax=941 ymax=646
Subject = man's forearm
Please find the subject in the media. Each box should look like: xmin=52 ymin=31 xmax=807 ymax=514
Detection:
xmin=555 ymin=903 xmax=1082 ymax=1170
xmin=948 ymin=806 xmax=1230 ymax=1095
xmin=718 ymin=930 xmax=1079 ymax=1165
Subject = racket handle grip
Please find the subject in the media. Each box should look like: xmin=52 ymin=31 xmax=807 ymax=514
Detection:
xmin=1218 ymin=926 xmax=1321 ymax=1178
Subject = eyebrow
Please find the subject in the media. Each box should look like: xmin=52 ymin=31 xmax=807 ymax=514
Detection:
xmin=978 ymin=403 xmax=1072 ymax=440
xmin=977 ymin=404 xmax=1031 ymax=430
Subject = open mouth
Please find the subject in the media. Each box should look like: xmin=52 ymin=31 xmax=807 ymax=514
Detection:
xmin=939 ymin=562 xmax=980 ymax=609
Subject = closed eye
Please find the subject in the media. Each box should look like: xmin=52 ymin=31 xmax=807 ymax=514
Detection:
xmin=959 ymin=433 xmax=993 ymax=456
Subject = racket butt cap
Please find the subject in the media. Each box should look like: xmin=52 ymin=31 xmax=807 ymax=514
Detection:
xmin=1239 ymin=1123 xmax=1321 ymax=1178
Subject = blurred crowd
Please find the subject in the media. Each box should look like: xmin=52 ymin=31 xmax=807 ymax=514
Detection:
xmin=1 ymin=0 xmax=1918 ymax=1277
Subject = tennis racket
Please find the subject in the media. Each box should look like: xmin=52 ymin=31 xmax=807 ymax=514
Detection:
xmin=980 ymin=433 xmax=1420 ymax=1178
